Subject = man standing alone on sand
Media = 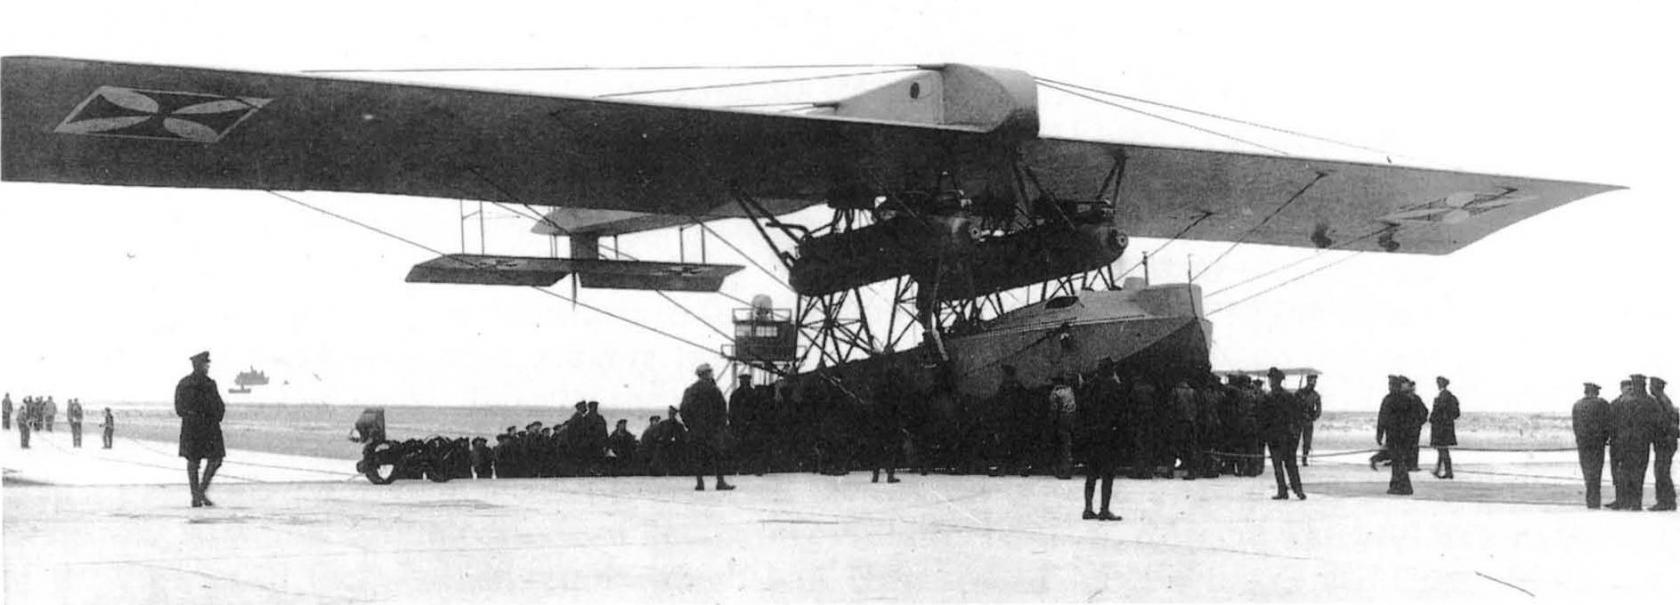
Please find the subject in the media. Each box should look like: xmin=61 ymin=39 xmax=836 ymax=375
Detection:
xmin=176 ymin=351 xmax=226 ymax=508
xmin=1429 ymin=377 xmax=1459 ymax=479
xmin=1572 ymin=383 xmax=1613 ymax=509
xmin=68 ymin=398 xmax=85 ymax=448
xmin=101 ymin=407 xmax=115 ymax=449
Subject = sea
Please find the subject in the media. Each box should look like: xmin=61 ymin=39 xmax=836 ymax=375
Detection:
xmin=94 ymin=402 xmax=1578 ymax=462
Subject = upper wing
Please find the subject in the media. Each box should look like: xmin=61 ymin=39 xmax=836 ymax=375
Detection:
xmin=1 ymin=56 xmax=1005 ymax=218
xmin=1023 ymin=138 xmax=1621 ymax=254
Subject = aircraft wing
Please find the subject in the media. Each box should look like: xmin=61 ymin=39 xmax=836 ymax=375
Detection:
xmin=1022 ymin=138 xmax=1621 ymax=254
xmin=0 ymin=56 xmax=1004 ymax=219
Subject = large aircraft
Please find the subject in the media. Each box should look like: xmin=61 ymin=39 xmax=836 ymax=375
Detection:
xmin=0 ymin=56 xmax=1618 ymax=409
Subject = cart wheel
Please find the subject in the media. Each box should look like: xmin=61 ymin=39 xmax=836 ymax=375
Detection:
xmin=364 ymin=441 xmax=400 ymax=485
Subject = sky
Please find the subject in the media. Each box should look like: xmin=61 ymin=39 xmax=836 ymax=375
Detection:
xmin=1 ymin=1 xmax=1674 ymax=412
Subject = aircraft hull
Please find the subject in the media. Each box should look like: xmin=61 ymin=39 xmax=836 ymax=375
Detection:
xmin=785 ymin=283 xmax=1211 ymax=404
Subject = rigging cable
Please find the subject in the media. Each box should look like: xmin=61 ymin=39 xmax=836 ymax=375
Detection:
xmin=1035 ymin=76 xmax=1396 ymax=158
xmin=1205 ymin=221 xmax=1400 ymax=299
xmin=301 ymin=63 xmax=923 ymax=74
xmin=1113 ymin=209 xmax=1217 ymax=281
xmin=1203 ymin=251 xmax=1363 ymax=317
xmin=1037 ymin=81 xmax=1291 ymax=156
xmin=1191 ymin=170 xmax=1329 ymax=281
xmin=456 ymin=170 xmax=755 ymax=335
xmin=596 ymin=67 xmax=924 ymax=99
xmin=264 ymin=190 xmax=722 ymax=357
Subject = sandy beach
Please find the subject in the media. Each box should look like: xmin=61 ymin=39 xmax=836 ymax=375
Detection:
xmin=4 ymin=421 xmax=1674 ymax=604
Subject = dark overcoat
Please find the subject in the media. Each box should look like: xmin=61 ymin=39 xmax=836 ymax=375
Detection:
xmin=680 ymin=379 xmax=729 ymax=448
xmin=175 ymin=372 xmax=226 ymax=459
xmin=1429 ymin=390 xmax=1460 ymax=447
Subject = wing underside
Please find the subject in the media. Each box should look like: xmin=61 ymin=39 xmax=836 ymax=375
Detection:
xmin=2 ymin=56 xmax=1620 ymax=256
xmin=1021 ymin=138 xmax=1620 ymax=254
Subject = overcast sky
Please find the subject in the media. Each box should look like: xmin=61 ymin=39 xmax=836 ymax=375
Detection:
xmin=1 ymin=1 xmax=1673 ymax=412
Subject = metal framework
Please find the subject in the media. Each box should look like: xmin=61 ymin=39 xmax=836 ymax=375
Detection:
xmin=727 ymin=152 xmax=1133 ymax=376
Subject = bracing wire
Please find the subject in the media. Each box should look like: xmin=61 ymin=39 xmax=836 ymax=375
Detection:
xmin=1191 ymin=171 xmax=1328 ymax=281
xmin=596 ymin=67 xmax=923 ymax=99
xmin=1038 ymin=81 xmax=1291 ymax=155
xmin=1204 ymin=251 xmax=1363 ymax=316
xmin=1035 ymin=76 xmax=1396 ymax=158
xmin=302 ymin=63 xmax=922 ymax=74
xmin=1113 ymin=210 xmax=1216 ymax=281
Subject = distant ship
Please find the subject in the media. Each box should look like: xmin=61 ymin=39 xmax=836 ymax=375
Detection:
xmin=227 ymin=366 xmax=270 ymax=394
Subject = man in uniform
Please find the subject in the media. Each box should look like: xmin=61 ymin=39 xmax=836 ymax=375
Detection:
xmin=728 ymin=374 xmax=768 ymax=476
xmin=1429 ymin=377 xmax=1460 ymax=479
xmin=1572 ymin=382 xmax=1613 ymax=509
xmin=1126 ymin=371 xmax=1161 ymax=479
xmin=1609 ymin=374 xmax=1660 ymax=510
xmin=1258 ymin=368 xmax=1306 ymax=500
xmin=995 ymin=365 xmax=1035 ymax=477
xmin=867 ymin=370 xmax=907 ymax=484
xmin=1380 ymin=375 xmax=1428 ymax=495
xmin=581 ymin=401 xmax=608 ymax=475
xmin=1298 ymin=375 xmax=1322 ymax=466
xmin=2 ymin=392 xmax=11 ymax=430
xmin=101 ymin=407 xmax=115 ymax=449
xmin=1050 ymin=373 xmax=1078 ymax=479
xmin=650 ymin=409 xmax=687 ymax=477
xmin=1237 ymin=377 xmax=1266 ymax=477
xmin=1080 ymin=360 xmax=1125 ymax=520
xmin=68 ymin=398 xmax=85 ymax=448
xmin=1401 ymin=378 xmax=1427 ymax=471
xmin=639 ymin=414 xmax=662 ymax=472
xmin=17 ymin=397 xmax=30 ymax=448
xmin=1648 ymin=377 xmax=1676 ymax=511
xmin=44 ymin=395 xmax=56 ymax=432
xmin=176 ymin=351 xmax=226 ymax=508
xmin=1169 ymin=379 xmax=1200 ymax=480
xmin=679 ymin=364 xmax=734 ymax=491
xmin=608 ymin=419 xmax=638 ymax=475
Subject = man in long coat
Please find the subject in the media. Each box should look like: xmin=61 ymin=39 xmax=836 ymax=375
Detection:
xmin=680 ymin=363 xmax=734 ymax=491
xmin=1379 ymin=376 xmax=1428 ymax=495
xmin=1298 ymin=375 xmax=1322 ymax=467
xmin=1258 ymin=368 xmax=1305 ymax=500
xmin=68 ymin=398 xmax=85 ymax=448
xmin=1079 ymin=360 xmax=1125 ymax=520
xmin=1609 ymin=374 xmax=1660 ymax=510
xmin=1572 ymin=382 xmax=1613 ymax=509
xmin=176 ymin=351 xmax=226 ymax=507
xmin=1429 ymin=376 xmax=1460 ymax=479
xmin=1647 ymin=377 xmax=1676 ymax=511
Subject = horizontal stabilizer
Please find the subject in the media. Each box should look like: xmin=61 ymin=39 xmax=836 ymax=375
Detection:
xmin=405 ymin=254 xmax=742 ymax=292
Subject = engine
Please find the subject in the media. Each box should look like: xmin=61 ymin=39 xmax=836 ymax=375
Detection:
xmin=788 ymin=212 xmax=979 ymax=297
xmin=788 ymin=199 xmax=1128 ymax=300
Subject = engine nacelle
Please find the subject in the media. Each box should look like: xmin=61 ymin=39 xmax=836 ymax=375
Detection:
xmin=788 ymin=213 xmax=979 ymax=296
xmin=919 ymin=221 xmax=1128 ymax=301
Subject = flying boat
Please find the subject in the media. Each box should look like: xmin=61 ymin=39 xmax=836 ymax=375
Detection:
xmin=0 ymin=57 xmax=1619 ymax=413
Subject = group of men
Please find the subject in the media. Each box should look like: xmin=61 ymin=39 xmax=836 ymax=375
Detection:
xmin=1572 ymin=374 xmax=1677 ymax=511
xmin=1370 ymin=375 xmax=1461 ymax=496
xmin=472 ymin=400 xmax=622 ymax=479
xmin=986 ymin=365 xmax=1323 ymax=487
xmin=4 ymin=392 xmax=112 ymax=449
